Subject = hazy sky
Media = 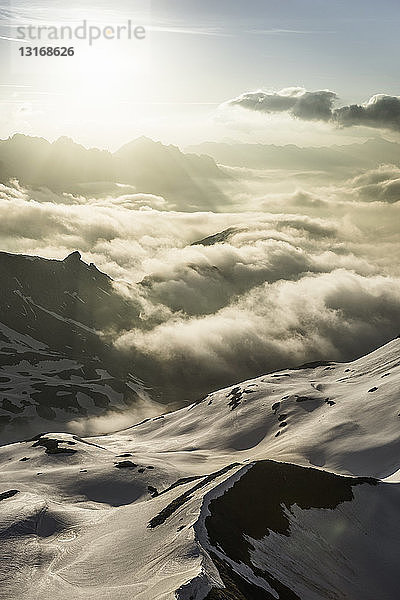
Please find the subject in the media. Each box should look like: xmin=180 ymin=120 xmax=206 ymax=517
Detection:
xmin=1 ymin=0 xmax=400 ymax=148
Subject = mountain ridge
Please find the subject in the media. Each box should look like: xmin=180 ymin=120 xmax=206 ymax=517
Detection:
xmin=186 ymin=137 xmax=400 ymax=170
xmin=0 ymin=134 xmax=229 ymax=210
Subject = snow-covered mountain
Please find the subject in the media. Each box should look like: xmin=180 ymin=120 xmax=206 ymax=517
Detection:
xmin=0 ymin=251 xmax=149 ymax=444
xmin=0 ymin=337 xmax=399 ymax=599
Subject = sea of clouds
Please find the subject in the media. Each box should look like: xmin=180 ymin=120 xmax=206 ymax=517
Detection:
xmin=1 ymin=164 xmax=399 ymax=403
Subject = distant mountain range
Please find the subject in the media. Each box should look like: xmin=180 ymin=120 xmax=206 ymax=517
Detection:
xmin=0 ymin=134 xmax=229 ymax=210
xmin=187 ymin=137 xmax=400 ymax=171
xmin=3 ymin=135 xmax=397 ymax=212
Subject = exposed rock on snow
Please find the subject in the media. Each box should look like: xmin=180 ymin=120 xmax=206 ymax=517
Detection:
xmin=0 ymin=251 xmax=152 ymax=443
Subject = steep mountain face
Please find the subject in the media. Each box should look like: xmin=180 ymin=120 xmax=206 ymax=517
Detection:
xmin=0 ymin=251 xmax=146 ymax=443
xmin=0 ymin=250 xmax=140 ymax=336
xmin=194 ymin=462 xmax=398 ymax=600
xmin=115 ymin=137 xmax=225 ymax=184
xmin=114 ymin=137 xmax=229 ymax=210
xmin=0 ymin=338 xmax=398 ymax=599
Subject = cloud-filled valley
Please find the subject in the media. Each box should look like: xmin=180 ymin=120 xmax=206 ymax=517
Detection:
xmin=1 ymin=138 xmax=399 ymax=408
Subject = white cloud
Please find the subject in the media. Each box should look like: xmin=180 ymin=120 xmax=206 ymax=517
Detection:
xmin=1 ymin=173 xmax=399 ymax=403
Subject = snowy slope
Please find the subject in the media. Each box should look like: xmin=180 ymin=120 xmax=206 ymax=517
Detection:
xmin=99 ymin=336 xmax=400 ymax=479
xmin=0 ymin=338 xmax=399 ymax=599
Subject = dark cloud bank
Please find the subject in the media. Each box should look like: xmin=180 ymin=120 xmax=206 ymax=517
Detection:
xmin=229 ymin=88 xmax=400 ymax=131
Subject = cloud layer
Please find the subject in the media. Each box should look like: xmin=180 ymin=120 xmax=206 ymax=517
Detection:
xmin=228 ymin=88 xmax=400 ymax=132
xmin=0 ymin=163 xmax=399 ymax=405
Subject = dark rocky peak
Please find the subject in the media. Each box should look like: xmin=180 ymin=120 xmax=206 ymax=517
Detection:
xmin=63 ymin=250 xmax=82 ymax=264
